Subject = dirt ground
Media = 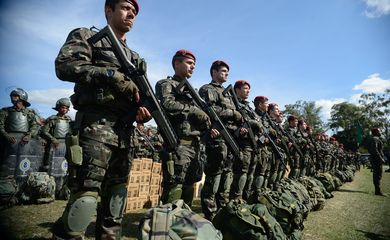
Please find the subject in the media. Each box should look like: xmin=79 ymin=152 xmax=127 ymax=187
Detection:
xmin=0 ymin=167 xmax=389 ymax=240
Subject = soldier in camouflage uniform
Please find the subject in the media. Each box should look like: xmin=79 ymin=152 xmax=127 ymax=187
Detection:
xmin=231 ymin=80 xmax=261 ymax=200
xmin=297 ymin=119 xmax=310 ymax=177
xmin=145 ymin=128 xmax=163 ymax=162
xmin=0 ymin=88 xmax=39 ymax=207
xmin=368 ymin=128 xmax=386 ymax=196
xmin=40 ymin=98 xmax=72 ymax=198
xmin=156 ymin=50 xmax=219 ymax=207
xmin=198 ymin=60 xmax=242 ymax=220
xmin=286 ymin=115 xmax=301 ymax=179
xmin=51 ymin=1 xmax=152 ymax=239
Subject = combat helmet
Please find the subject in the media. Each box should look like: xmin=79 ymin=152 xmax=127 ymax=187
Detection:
xmin=53 ymin=98 xmax=71 ymax=111
xmin=10 ymin=88 xmax=31 ymax=107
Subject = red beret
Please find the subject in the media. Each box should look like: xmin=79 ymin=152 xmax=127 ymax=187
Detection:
xmin=371 ymin=128 xmax=380 ymax=134
xmin=254 ymin=96 xmax=268 ymax=103
xmin=287 ymin=115 xmax=297 ymax=122
xmin=173 ymin=49 xmax=196 ymax=62
xmin=330 ymin=137 xmax=336 ymax=141
xmin=234 ymin=80 xmax=251 ymax=89
xmin=129 ymin=0 xmax=139 ymax=15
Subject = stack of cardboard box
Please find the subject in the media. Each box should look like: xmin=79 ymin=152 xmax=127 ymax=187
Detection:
xmin=126 ymin=158 xmax=162 ymax=212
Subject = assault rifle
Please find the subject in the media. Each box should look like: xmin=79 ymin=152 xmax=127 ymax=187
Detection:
xmin=135 ymin=128 xmax=156 ymax=153
xmin=277 ymin=123 xmax=304 ymax=158
xmin=88 ymin=25 xmax=178 ymax=151
xmin=175 ymin=79 xmax=240 ymax=159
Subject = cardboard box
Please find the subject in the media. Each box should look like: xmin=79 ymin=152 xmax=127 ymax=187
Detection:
xmin=139 ymin=184 xmax=150 ymax=197
xmin=152 ymin=162 xmax=162 ymax=175
xmin=150 ymin=173 xmax=162 ymax=186
xmin=126 ymin=197 xmax=141 ymax=212
xmin=128 ymin=171 xmax=141 ymax=184
xmin=142 ymin=158 xmax=153 ymax=171
xmin=149 ymin=195 xmax=160 ymax=208
xmin=127 ymin=183 xmax=139 ymax=198
xmin=131 ymin=159 xmax=143 ymax=172
xmin=140 ymin=171 xmax=151 ymax=184
xmin=149 ymin=185 xmax=160 ymax=196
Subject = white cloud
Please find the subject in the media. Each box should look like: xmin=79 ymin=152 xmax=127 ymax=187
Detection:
xmin=363 ymin=0 xmax=390 ymax=18
xmin=29 ymin=88 xmax=73 ymax=105
xmin=315 ymin=98 xmax=347 ymax=121
xmin=352 ymin=73 xmax=390 ymax=93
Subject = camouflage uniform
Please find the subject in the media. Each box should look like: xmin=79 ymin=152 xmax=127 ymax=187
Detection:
xmin=52 ymin=27 xmax=141 ymax=239
xmin=368 ymin=134 xmax=385 ymax=195
xmin=156 ymin=75 xmax=209 ymax=206
xmin=199 ymin=80 xmax=240 ymax=219
xmin=231 ymin=100 xmax=259 ymax=200
xmin=41 ymin=114 xmax=72 ymax=197
xmin=286 ymin=125 xmax=302 ymax=178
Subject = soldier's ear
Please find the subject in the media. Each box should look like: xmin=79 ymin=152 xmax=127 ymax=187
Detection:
xmin=105 ymin=5 xmax=113 ymax=21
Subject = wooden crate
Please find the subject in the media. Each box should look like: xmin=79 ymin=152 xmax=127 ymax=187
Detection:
xmin=128 ymin=171 xmax=141 ymax=184
xmin=127 ymin=183 xmax=139 ymax=198
xmin=142 ymin=158 xmax=153 ymax=171
xmin=152 ymin=162 xmax=162 ymax=175
xmin=131 ymin=159 xmax=143 ymax=172
xmin=150 ymin=173 xmax=161 ymax=186
xmin=139 ymin=184 xmax=150 ymax=197
xmin=140 ymin=171 xmax=151 ymax=184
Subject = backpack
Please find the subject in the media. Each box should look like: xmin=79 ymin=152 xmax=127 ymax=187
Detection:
xmin=19 ymin=172 xmax=56 ymax=204
xmin=138 ymin=199 xmax=223 ymax=240
xmin=212 ymin=200 xmax=287 ymax=240
xmin=298 ymin=177 xmax=325 ymax=211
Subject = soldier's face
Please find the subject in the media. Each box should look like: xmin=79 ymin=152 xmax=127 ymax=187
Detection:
xmin=10 ymin=95 xmax=20 ymax=105
xmin=236 ymin=85 xmax=250 ymax=100
xmin=106 ymin=0 xmax=137 ymax=34
xmin=58 ymin=106 xmax=69 ymax=115
xmin=289 ymin=119 xmax=298 ymax=128
xmin=213 ymin=66 xmax=229 ymax=84
xmin=270 ymin=105 xmax=280 ymax=117
xmin=258 ymin=101 xmax=268 ymax=112
xmin=175 ymin=58 xmax=196 ymax=79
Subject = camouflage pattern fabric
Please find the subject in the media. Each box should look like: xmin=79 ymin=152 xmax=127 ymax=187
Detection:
xmin=139 ymin=199 xmax=223 ymax=240
xmin=19 ymin=172 xmax=55 ymax=204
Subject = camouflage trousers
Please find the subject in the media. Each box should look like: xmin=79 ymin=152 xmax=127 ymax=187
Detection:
xmin=55 ymin=114 xmax=135 ymax=239
xmin=372 ymin=162 xmax=383 ymax=193
xmin=231 ymin=146 xmax=254 ymax=199
xmin=161 ymin=139 xmax=205 ymax=206
xmin=200 ymin=140 xmax=233 ymax=219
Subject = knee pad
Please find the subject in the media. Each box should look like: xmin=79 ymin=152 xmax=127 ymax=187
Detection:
xmin=63 ymin=191 xmax=98 ymax=235
xmin=107 ymin=183 xmax=128 ymax=219
xmin=163 ymin=184 xmax=182 ymax=204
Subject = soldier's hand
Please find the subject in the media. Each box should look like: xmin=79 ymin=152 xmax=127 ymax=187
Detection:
xmin=52 ymin=139 xmax=60 ymax=148
xmin=210 ymin=128 xmax=220 ymax=138
xmin=239 ymin=127 xmax=248 ymax=135
xmin=103 ymin=69 xmax=140 ymax=101
xmin=288 ymin=142 xmax=293 ymax=148
xmin=136 ymin=107 xmax=152 ymax=123
xmin=4 ymin=134 xmax=16 ymax=144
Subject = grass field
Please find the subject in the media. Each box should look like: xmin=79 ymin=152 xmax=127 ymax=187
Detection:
xmin=1 ymin=167 xmax=389 ymax=240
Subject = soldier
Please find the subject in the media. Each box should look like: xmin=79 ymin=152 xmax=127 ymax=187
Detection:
xmin=156 ymin=50 xmax=219 ymax=206
xmin=51 ymin=1 xmax=152 ymax=239
xmin=297 ymin=119 xmax=310 ymax=177
xmin=40 ymin=98 xmax=72 ymax=199
xmin=368 ymin=128 xmax=386 ymax=196
xmin=198 ymin=60 xmax=242 ymax=220
xmin=0 ymin=88 xmax=39 ymax=206
xmin=286 ymin=115 xmax=301 ymax=178
xmin=145 ymin=128 xmax=163 ymax=162
xmin=230 ymin=80 xmax=260 ymax=200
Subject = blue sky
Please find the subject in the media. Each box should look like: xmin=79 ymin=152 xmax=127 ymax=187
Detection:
xmin=0 ymin=0 xmax=389 ymax=123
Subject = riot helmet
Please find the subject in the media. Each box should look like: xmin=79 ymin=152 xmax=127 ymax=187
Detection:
xmin=53 ymin=98 xmax=71 ymax=111
xmin=10 ymin=88 xmax=31 ymax=107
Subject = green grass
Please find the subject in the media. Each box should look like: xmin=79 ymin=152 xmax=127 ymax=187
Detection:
xmin=1 ymin=167 xmax=389 ymax=239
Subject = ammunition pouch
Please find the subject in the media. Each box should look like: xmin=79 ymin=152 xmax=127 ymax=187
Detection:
xmin=65 ymin=133 xmax=83 ymax=166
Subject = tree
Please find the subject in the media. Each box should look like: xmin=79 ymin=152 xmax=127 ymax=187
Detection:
xmin=283 ymin=100 xmax=324 ymax=132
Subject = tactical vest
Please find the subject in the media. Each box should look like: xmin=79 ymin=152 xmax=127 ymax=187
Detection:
xmin=70 ymin=27 xmax=141 ymax=113
xmin=53 ymin=118 xmax=70 ymax=139
xmin=6 ymin=110 xmax=29 ymax=133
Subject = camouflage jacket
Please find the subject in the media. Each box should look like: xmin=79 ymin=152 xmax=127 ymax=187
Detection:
xmin=55 ymin=27 xmax=141 ymax=118
xmin=199 ymin=80 xmax=241 ymax=138
xmin=155 ymin=75 xmax=208 ymax=139
xmin=0 ymin=106 xmax=39 ymax=138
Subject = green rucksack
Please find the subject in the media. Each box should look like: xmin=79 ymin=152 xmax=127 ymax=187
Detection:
xmin=298 ymin=177 xmax=325 ymax=211
xmin=138 ymin=199 xmax=223 ymax=240
xmin=212 ymin=200 xmax=287 ymax=240
xmin=254 ymin=190 xmax=304 ymax=240
xmin=20 ymin=172 xmax=56 ymax=204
